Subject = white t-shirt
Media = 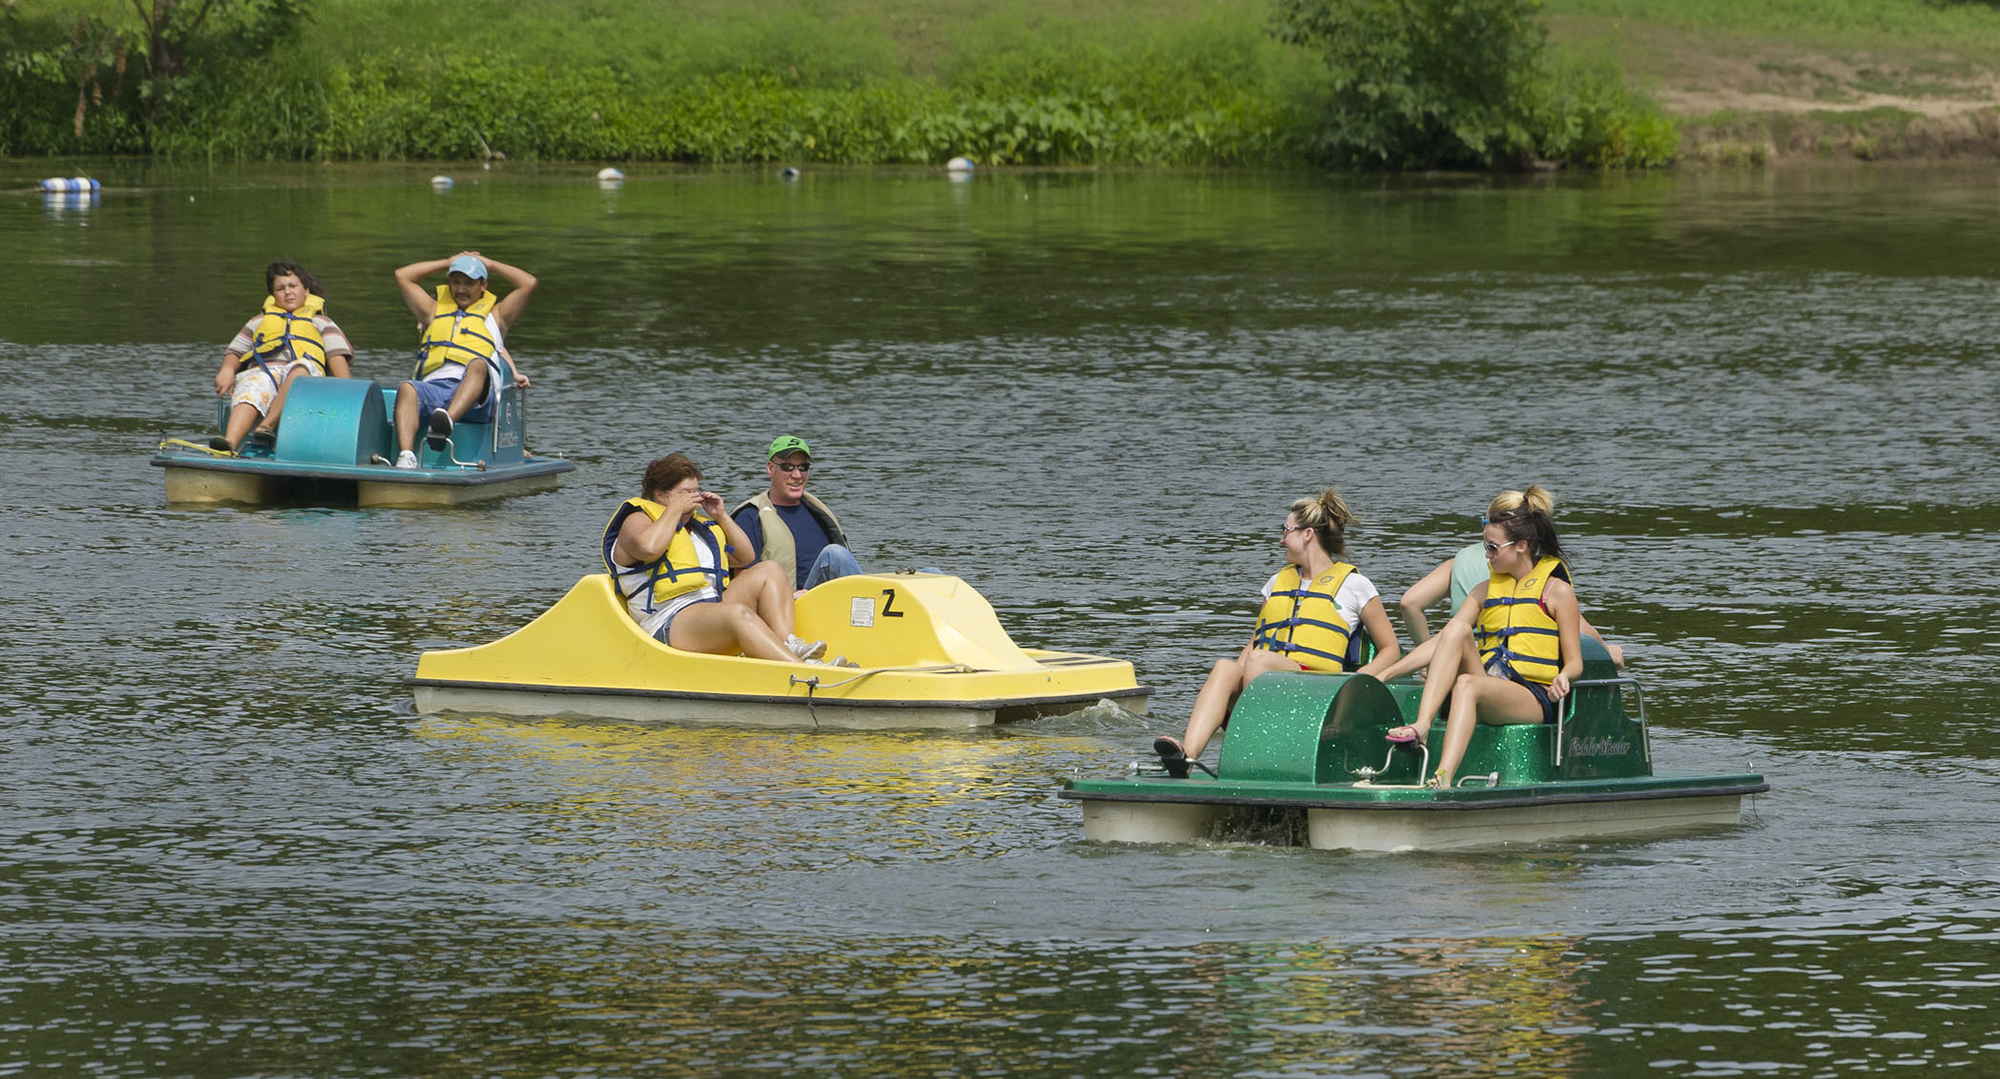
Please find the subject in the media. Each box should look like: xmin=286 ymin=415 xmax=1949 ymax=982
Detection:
xmin=422 ymin=313 xmax=506 ymax=384
xmin=1261 ymin=567 xmax=1380 ymax=636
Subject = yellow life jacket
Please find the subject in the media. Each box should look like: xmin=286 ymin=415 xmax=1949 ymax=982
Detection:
xmin=414 ymin=286 xmax=501 ymax=380
xmin=1477 ymin=554 xmax=1571 ymax=684
xmin=246 ymin=293 xmax=328 ymax=378
xmin=1252 ymin=562 xmax=1358 ymax=673
xmin=601 ymin=498 xmax=733 ymax=616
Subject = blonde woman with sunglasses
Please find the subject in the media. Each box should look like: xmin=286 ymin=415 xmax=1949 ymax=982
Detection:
xmin=1153 ymin=486 xmax=1400 ymax=778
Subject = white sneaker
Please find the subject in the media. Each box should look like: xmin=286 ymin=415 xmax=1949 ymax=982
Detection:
xmin=395 ymin=450 xmax=419 ymax=470
xmin=786 ymin=634 xmax=827 ymax=661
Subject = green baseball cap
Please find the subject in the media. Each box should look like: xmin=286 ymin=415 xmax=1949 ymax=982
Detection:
xmin=767 ymin=435 xmax=812 ymax=460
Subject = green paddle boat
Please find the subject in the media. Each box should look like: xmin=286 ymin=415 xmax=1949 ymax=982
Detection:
xmin=1061 ymin=639 xmax=1767 ymax=852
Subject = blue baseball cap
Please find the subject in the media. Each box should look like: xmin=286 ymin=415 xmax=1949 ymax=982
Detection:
xmin=447 ymin=255 xmax=488 ymax=280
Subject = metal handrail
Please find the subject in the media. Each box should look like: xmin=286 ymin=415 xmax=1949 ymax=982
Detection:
xmin=1556 ymin=676 xmax=1647 ymax=768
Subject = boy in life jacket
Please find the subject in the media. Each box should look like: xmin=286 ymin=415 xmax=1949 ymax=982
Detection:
xmin=210 ymin=259 xmax=354 ymax=453
xmin=388 ymin=251 xmax=537 ymax=469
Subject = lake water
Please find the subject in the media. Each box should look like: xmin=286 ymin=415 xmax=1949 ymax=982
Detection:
xmin=3 ymin=160 xmax=1997 ymax=1076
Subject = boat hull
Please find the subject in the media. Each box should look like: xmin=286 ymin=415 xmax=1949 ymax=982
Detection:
xmin=158 ymin=455 xmax=572 ymax=506
xmin=413 ymin=682 xmax=1144 ymax=730
xmin=1072 ymin=780 xmax=1762 ymax=851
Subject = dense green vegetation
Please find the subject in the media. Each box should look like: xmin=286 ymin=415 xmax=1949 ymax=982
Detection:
xmin=3 ymin=0 xmax=1676 ymax=168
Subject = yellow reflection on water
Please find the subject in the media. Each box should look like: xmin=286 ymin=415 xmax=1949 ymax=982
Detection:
xmin=410 ymin=714 xmax=1067 ymax=863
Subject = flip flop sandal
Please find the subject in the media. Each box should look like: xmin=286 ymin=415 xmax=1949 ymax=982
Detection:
xmin=1385 ymin=726 xmax=1421 ymax=744
xmin=1152 ymin=735 xmax=1191 ymax=779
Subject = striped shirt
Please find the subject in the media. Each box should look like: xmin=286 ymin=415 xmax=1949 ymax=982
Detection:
xmin=227 ymin=313 xmax=354 ymax=360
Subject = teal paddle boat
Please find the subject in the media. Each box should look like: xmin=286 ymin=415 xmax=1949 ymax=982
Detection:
xmin=152 ymin=376 xmax=572 ymax=506
xmin=1062 ymin=639 xmax=1767 ymax=852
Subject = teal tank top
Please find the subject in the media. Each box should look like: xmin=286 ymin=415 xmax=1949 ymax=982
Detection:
xmin=1449 ymin=542 xmax=1486 ymax=614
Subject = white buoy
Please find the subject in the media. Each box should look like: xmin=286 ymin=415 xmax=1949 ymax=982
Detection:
xmin=40 ymin=177 xmax=100 ymax=192
xmin=780 ymin=166 xmax=801 ymax=180
xmin=430 ymin=175 xmax=454 ymax=188
xmin=596 ymin=167 xmax=624 ymax=181
xmin=945 ymin=156 xmax=975 ymax=173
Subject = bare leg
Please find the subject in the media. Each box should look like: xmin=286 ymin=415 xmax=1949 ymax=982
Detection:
xmin=1360 ymin=635 xmax=1436 ymax=681
xmin=720 ymin=561 xmax=795 ymax=639
xmin=667 ymin=601 xmax=794 ymax=662
xmin=221 ymin=401 xmax=262 ymax=449
xmin=1431 ymin=673 xmax=1547 ymax=788
xmin=1183 ymin=646 xmax=1295 ymax=759
xmin=394 ymin=382 xmax=421 ymax=453
xmin=255 ymin=372 xmax=307 ymax=436
xmin=441 ymin=361 xmax=489 ymax=419
xmin=1182 ymin=656 xmax=1247 ymax=761
xmin=1393 ymin=620 xmax=1483 ymax=741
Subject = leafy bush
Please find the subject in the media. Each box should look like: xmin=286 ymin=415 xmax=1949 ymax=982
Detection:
xmin=1271 ymin=0 xmax=1550 ymax=167
xmin=1272 ymin=0 xmax=1677 ymax=168
xmin=1532 ymin=52 xmax=1679 ymax=167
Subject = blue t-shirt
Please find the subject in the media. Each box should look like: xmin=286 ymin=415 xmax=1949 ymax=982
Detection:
xmin=732 ymin=501 xmax=833 ymax=589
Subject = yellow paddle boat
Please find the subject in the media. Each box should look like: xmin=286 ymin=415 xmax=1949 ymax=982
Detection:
xmin=410 ymin=572 xmax=1150 ymax=729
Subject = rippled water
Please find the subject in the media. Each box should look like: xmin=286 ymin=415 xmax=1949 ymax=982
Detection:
xmin=4 ymin=161 xmax=1997 ymax=1076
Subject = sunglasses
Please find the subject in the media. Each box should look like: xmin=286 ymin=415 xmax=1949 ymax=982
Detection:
xmin=773 ymin=461 xmax=812 ymax=474
xmin=1483 ymin=539 xmax=1521 ymax=556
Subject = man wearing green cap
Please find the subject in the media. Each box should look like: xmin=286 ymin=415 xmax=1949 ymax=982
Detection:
xmin=731 ymin=435 xmax=861 ymax=591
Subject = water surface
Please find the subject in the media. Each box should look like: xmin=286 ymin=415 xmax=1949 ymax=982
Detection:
xmin=3 ymin=160 xmax=1997 ymax=1076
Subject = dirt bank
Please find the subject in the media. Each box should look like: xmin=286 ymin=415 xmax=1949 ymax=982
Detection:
xmin=1554 ymin=16 xmax=2000 ymax=164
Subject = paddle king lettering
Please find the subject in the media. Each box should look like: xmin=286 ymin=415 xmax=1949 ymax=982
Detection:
xmin=1567 ymin=734 xmax=1632 ymax=758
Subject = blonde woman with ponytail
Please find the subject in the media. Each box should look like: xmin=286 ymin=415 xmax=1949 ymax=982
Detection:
xmin=1386 ymin=485 xmax=1583 ymax=789
xmin=1154 ymin=486 xmax=1400 ymax=777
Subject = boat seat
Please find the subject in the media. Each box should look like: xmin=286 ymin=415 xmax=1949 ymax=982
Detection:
xmin=1217 ymin=672 xmax=1405 ymax=785
xmin=1216 ymin=635 xmax=1646 ymax=788
xmin=792 ymin=573 xmax=1044 ymax=672
xmin=211 ymin=377 xmax=390 ymax=465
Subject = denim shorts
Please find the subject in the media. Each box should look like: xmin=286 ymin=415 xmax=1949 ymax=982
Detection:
xmin=650 ymin=595 xmax=721 ymax=644
xmin=1494 ymin=664 xmax=1559 ymax=724
xmin=410 ymin=376 xmax=494 ymax=424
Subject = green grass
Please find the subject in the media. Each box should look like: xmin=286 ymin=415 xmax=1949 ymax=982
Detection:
xmin=1546 ymin=0 xmax=2000 ymax=55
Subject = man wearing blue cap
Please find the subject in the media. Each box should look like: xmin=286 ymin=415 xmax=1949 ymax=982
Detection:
xmin=388 ymin=250 xmax=539 ymax=469
xmin=731 ymin=435 xmax=863 ymax=591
